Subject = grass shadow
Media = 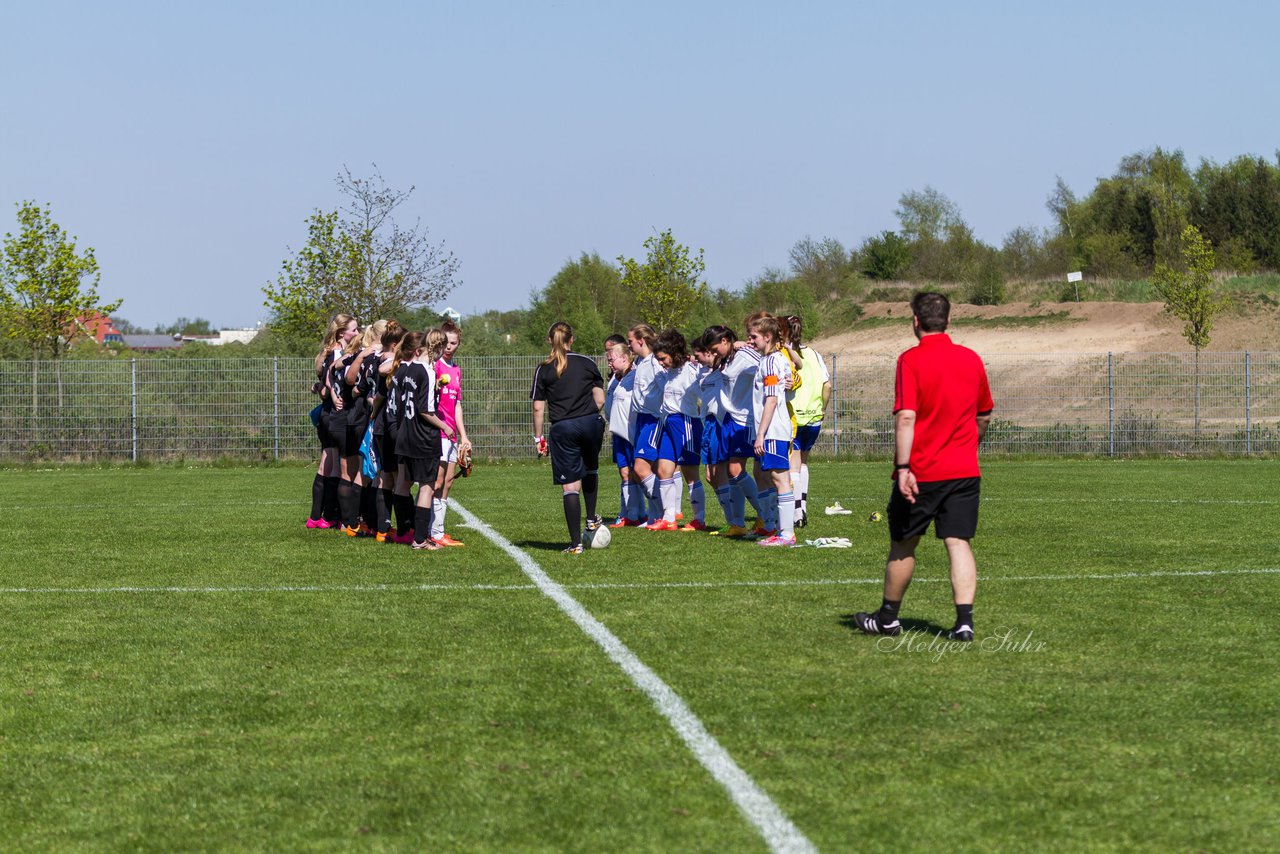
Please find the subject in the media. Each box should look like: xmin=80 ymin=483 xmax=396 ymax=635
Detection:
xmin=838 ymin=613 xmax=951 ymax=636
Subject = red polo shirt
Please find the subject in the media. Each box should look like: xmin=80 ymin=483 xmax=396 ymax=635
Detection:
xmin=893 ymin=333 xmax=993 ymax=482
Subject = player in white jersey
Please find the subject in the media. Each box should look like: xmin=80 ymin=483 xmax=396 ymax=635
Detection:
xmin=627 ymin=323 xmax=665 ymax=525
xmin=652 ymin=330 xmax=707 ymax=530
xmin=692 ymin=331 xmax=733 ymax=531
xmin=603 ymin=336 xmax=644 ymax=527
xmin=748 ymin=315 xmax=798 ymax=547
xmin=705 ymin=325 xmax=763 ymax=538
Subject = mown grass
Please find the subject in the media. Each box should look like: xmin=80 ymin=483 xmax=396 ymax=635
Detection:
xmin=1 ymin=459 xmax=1277 ymax=851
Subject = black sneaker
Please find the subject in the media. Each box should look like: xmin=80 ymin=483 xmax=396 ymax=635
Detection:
xmin=796 ymin=512 xmax=807 ymax=529
xmin=946 ymin=625 xmax=974 ymax=642
xmin=585 ymin=515 xmax=604 ymax=532
xmin=853 ymin=611 xmax=902 ymax=636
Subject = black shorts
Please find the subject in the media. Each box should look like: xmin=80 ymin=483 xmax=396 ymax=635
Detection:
xmin=316 ymin=412 xmax=338 ymax=449
xmin=344 ymin=415 xmax=369 ymax=457
xmin=888 ymin=476 xmax=981 ymax=541
xmin=378 ymin=432 xmax=399 ymax=473
xmin=402 ymin=455 xmax=440 ymax=487
xmin=324 ymin=410 xmax=351 ymax=454
xmin=549 ymin=414 xmax=605 ymax=485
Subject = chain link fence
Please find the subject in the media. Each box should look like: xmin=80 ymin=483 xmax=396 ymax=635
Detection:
xmin=0 ymin=352 xmax=1277 ymax=462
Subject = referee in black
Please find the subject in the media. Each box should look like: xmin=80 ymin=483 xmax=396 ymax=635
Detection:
xmin=531 ymin=321 xmax=607 ymax=554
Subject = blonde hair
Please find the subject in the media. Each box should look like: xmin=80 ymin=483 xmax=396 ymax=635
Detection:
xmin=544 ymin=321 xmax=573 ymax=377
xmin=425 ymin=327 xmax=448 ymax=362
xmin=748 ymin=315 xmax=782 ymax=354
xmin=628 ymin=323 xmax=657 ymax=349
xmin=359 ymin=319 xmax=388 ymax=350
xmin=316 ymin=313 xmax=356 ymax=372
xmin=394 ymin=331 xmax=424 ymax=375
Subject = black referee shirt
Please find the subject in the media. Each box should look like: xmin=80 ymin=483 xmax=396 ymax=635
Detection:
xmin=530 ymin=353 xmax=604 ymax=422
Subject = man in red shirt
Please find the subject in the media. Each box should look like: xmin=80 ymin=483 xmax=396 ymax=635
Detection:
xmin=854 ymin=292 xmax=994 ymax=641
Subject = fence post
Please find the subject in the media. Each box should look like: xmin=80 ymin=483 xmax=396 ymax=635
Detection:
xmin=1107 ymin=352 xmax=1114 ymax=457
xmin=273 ymin=356 xmax=280 ymax=461
xmin=131 ymin=358 xmax=138 ymax=462
xmin=831 ymin=354 xmax=839 ymax=457
xmin=1245 ymin=351 xmax=1251 ymax=456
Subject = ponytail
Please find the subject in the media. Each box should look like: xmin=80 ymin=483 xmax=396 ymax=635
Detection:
xmin=544 ymin=321 xmax=573 ymax=376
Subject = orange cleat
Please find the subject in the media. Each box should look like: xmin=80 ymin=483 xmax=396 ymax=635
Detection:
xmin=436 ymin=534 xmax=466 ymax=547
xmin=679 ymin=520 xmax=709 ymax=532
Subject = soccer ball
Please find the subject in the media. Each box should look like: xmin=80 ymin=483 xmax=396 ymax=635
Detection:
xmin=868 ymin=511 xmax=884 ymax=523
xmin=584 ymin=525 xmax=612 ymax=549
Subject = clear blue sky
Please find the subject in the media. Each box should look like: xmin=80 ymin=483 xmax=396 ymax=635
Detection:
xmin=3 ymin=1 xmax=1277 ymax=329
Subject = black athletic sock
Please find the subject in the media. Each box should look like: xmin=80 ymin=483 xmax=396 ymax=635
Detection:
xmin=582 ymin=473 xmax=599 ymax=521
xmin=309 ymin=473 xmax=325 ymax=520
xmin=955 ymin=604 xmax=973 ymax=630
xmin=563 ymin=490 xmax=582 ymax=547
xmin=323 ymin=476 xmax=341 ymax=523
xmin=337 ymin=479 xmax=357 ymax=528
xmin=359 ymin=484 xmax=376 ymax=528
xmin=376 ymin=489 xmax=393 ymax=533
xmin=878 ymin=599 xmax=902 ymax=623
xmin=413 ymin=504 xmax=432 ymax=545
xmin=395 ymin=494 xmax=415 ymax=535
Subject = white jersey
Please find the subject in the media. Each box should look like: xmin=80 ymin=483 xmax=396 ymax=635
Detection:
xmin=719 ymin=347 xmax=762 ymax=426
xmin=606 ymin=371 xmax=636 ymax=439
xmin=660 ymin=361 xmax=703 ymax=418
xmin=752 ymin=350 xmax=793 ymax=443
xmin=699 ymin=364 xmax=727 ymax=421
xmin=630 ymin=353 xmax=665 ymax=417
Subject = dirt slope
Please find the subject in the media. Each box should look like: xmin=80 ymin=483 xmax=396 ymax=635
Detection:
xmin=811 ymin=301 xmax=1280 ymax=357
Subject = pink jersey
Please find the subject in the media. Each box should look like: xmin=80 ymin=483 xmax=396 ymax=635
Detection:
xmin=435 ymin=358 xmax=462 ymax=431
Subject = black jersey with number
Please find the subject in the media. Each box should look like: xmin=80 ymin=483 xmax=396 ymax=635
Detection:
xmin=383 ymin=363 xmax=408 ymax=442
xmin=371 ymin=359 xmax=392 ymax=437
xmin=330 ymin=351 xmax=359 ymax=411
xmin=395 ymin=361 xmax=440 ymax=459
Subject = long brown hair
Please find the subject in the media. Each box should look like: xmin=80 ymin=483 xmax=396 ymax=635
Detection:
xmin=544 ymin=321 xmax=573 ymax=376
xmin=393 ymin=331 xmax=425 ymax=375
xmin=316 ymin=313 xmax=356 ymax=372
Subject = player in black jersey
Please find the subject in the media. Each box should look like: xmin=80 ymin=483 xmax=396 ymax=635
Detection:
xmin=370 ymin=321 xmax=405 ymax=542
xmin=343 ymin=320 xmax=387 ymax=536
xmin=396 ymin=328 xmax=456 ymax=550
xmin=530 ymin=321 xmax=606 ymax=554
xmin=308 ymin=313 xmax=358 ymax=529
xmin=386 ymin=331 xmax=423 ymax=543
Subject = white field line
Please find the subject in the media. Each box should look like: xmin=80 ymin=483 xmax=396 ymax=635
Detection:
xmin=448 ymin=500 xmax=818 ymax=854
xmin=2 ymin=567 xmax=1278 ymax=597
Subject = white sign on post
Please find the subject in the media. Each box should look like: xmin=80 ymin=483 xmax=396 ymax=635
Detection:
xmin=1067 ymin=271 xmax=1083 ymax=282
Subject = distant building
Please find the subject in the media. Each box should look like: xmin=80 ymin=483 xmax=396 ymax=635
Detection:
xmin=121 ymin=334 xmax=184 ymax=351
xmin=77 ymin=312 xmax=124 ymax=345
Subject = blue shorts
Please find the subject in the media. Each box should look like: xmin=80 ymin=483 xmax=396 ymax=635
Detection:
xmin=793 ymin=423 xmax=822 ymax=452
xmin=612 ymin=435 xmax=634 ymax=470
xmin=721 ymin=418 xmax=754 ymax=461
xmin=632 ymin=413 xmax=662 ymax=462
xmin=701 ymin=417 xmax=724 ymax=465
xmin=658 ymin=414 xmax=702 ymax=466
xmin=759 ymin=439 xmax=791 ymax=472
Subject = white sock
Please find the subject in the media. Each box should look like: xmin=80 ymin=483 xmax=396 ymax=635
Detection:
xmin=790 ymin=468 xmax=803 ymax=524
xmin=732 ymin=472 xmax=761 ymax=522
xmin=431 ymin=497 xmax=446 ymax=539
xmin=627 ymin=482 xmax=644 ymax=520
xmin=777 ymin=491 xmax=795 ymax=539
xmin=798 ymin=464 xmax=810 ymax=517
xmin=688 ymin=480 xmax=705 ymax=523
xmin=659 ymin=478 xmax=679 ymax=522
xmin=642 ymin=474 xmax=661 ymax=521
xmin=619 ymin=480 xmax=629 ymax=520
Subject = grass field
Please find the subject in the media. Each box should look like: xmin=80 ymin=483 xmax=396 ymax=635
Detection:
xmin=2 ymin=459 xmax=1278 ymax=852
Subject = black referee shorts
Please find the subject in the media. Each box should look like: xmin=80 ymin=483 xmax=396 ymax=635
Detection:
xmin=549 ymin=414 xmax=605 ymax=485
xmin=887 ymin=476 xmax=981 ymax=541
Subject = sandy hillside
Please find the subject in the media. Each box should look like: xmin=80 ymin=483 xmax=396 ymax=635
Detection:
xmin=811 ymin=301 xmax=1280 ymax=357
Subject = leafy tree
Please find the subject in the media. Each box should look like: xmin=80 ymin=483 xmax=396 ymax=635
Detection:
xmin=263 ymin=167 xmax=460 ymax=342
xmin=617 ymin=229 xmax=707 ymax=331
xmin=162 ymin=316 xmax=215 ymax=335
xmin=526 ymin=253 xmax=626 ymax=348
xmin=1152 ymin=225 xmax=1229 ymax=437
xmin=860 ymin=231 xmax=911 ymax=280
xmin=896 ymin=186 xmax=962 ymax=243
xmin=0 ymin=201 xmax=121 ymax=358
xmin=1152 ymin=225 xmax=1227 ymax=352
